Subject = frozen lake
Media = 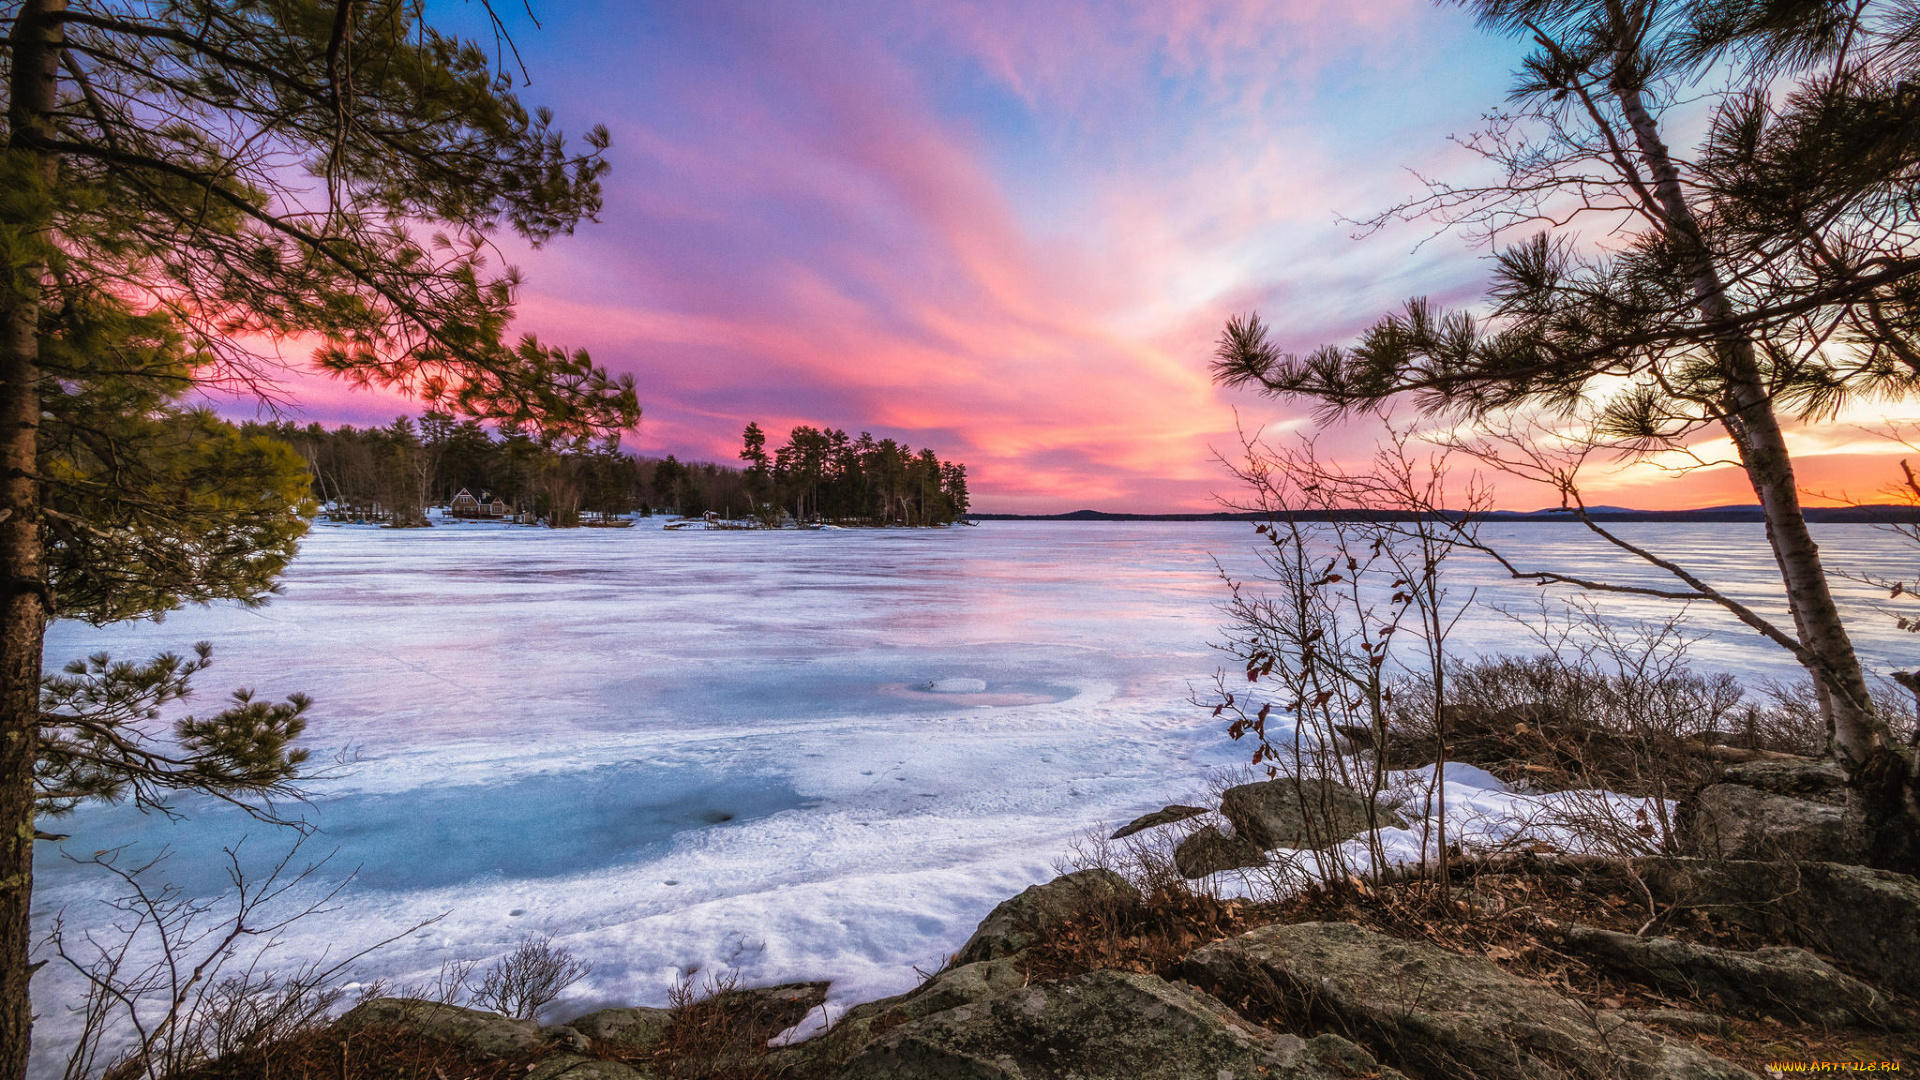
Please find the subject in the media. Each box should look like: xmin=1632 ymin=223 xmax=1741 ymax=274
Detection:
xmin=29 ymin=518 xmax=1915 ymax=1062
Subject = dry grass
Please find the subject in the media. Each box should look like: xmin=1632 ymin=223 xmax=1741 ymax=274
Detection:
xmin=576 ymin=973 xmax=824 ymax=1080
xmin=160 ymin=1022 xmax=526 ymax=1080
xmin=1382 ymin=659 xmax=1735 ymax=797
xmin=1016 ymin=852 xmax=1918 ymax=1076
xmin=165 ymin=972 xmax=831 ymax=1080
xmin=1014 ymin=885 xmax=1270 ymax=985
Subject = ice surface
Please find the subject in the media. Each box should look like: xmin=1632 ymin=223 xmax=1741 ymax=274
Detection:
xmin=29 ymin=520 xmax=1913 ymax=1073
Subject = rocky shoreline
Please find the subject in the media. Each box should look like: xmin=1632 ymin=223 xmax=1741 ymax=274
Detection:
xmin=266 ymin=755 xmax=1918 ymax=1080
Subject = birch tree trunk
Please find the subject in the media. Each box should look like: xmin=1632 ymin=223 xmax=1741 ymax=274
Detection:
xmin=1610 ymin=41 xmax=1917 ymax=871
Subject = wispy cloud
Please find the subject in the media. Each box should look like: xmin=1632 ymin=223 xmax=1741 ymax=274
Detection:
xmin=218 ymin=1 xmax=1901 ymax=512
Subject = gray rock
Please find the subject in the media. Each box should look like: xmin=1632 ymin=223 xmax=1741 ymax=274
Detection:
xmin=1638 ymin=858 xmax=1920 ymax=996
xmin=1219 ymin=778 xmax=1408 ymax=850
xmin=1718 ymin=759 xmax=1846 ymax=803
xmin=1688 ymin=784 xmax=1852 ymax=861
xmin=563 ymin=1006 xmax=673 ymax=1050
xmin=952 ymin=869 xmax=1140 ymax=966
xmin=795 ymin=959 xmax=1028 ymax=1071
xmin=1110 ymin=804 xmax=1208 ymax=840
xmin=1563 ymin=924 xmax=1898 ymax=1027
xmin=526 ymin=1056 xmax=654 ymax=1080
xmin=1172 ymin=826 xmax=1267 ymax=879
xmin=1183 ymin=921 xmax=1757 ymax=1080
xmin=895 ymin=959 xmax=1029 ymax=1018
xmin=832 ymin=968 xmax=1399 ymax=1080
xmin=544 ymin=1024 xmax=592 ymax=1053
xmin=1610 ymin=1009 xmax=1733 ymax=1037
xmin=335 ymin=998 xmax=549 ymax=1058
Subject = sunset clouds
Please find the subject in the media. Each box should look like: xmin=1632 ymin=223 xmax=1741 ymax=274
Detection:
xmin=229 ymin=0 xmax=1912 ymax=512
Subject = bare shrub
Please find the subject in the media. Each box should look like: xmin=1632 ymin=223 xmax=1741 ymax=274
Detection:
xmin=468 ymin=934 xmax=590 ymax=1021
xmin=141 ymin=1009 xmax=527 ymax=1080
xmin=430 ymin=958 xmax=480 ymax=1006
xmin=1746 ymin=675 xmax=1918 ymax=758
xmin=1022 ymin=828 xmax=1257 ymax=987
xmin=45 ymin=837 xmax=432 ymax=1080
xmin=1057 ymin=822 xmax=1209 ymax=902
xmin=1207 ymin=427 xmax=1485 ymax=889
xmin=1378 ymin=601 xmax=1767 ymax=853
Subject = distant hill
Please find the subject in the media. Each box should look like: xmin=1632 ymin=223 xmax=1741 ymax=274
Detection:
xmin=966 ymin=505 xmax=1920 ymax=524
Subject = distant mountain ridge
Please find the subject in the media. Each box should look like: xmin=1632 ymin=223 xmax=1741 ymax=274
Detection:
xmin=966 ymin=504 xmax=1920 ymax=524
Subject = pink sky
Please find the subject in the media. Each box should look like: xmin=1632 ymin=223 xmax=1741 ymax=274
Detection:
xmin=216 ymin=0 xmax=1915 ymax=513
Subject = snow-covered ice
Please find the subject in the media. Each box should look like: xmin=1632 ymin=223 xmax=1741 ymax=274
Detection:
xmin=29 ymin=519 xmax=1914 ymax=1069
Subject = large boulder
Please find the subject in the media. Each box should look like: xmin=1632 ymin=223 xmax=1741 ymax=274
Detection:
xmin=335 ymin=998 xmax=551 ymax=1058
xmin=1686 ymin=784 xmax=1851 ymax=861
xmin=791 ymin=959 xmax=1027 ymax=1072
xmin=1610 ymin=1009 xmax=1733 ymax=1037
xmin=1183 ymin=921 xmax=1757 ymax=1080
xmin=887 ymin=959 xmax=1028 ymax=1019
xmin=831 ymin=968 xmax=1400 ymax=1080
xmin=1716 ymin=759 xmax=1846 ymax=803
xmin=1172 ymin=826 xmax=1267 ymax=879
xmin=952 ymin=869 xmax=1140 ymax=966
xmin=1637 ymin=858 xmax=1920 ymax=996
xmin=1110 ymin=804 xmax=1207 ymax=840
xmin=1562 ymin=924 xmax=1898 ymax=1027
xmin=526 ymin=1056 xmax=654 ymax=1080
xmin=563 ymin=1005 xmax=673 ymax=1051
xmin=1219 ymin=778 xmax=1407 ymax=851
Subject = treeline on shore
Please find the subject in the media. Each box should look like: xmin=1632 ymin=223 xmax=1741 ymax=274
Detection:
xmin=737 ymin=422 xmax=970 ymax=527
xmin=237 ymin=414 xmax=969 ymax=528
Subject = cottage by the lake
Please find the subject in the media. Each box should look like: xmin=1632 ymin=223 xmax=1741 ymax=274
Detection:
xmin=449 ymin=489 xmax=511 ymax=519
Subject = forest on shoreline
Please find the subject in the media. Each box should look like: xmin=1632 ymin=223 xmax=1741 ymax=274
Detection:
xmin=239 ymin=414 xmax=970 ymax=528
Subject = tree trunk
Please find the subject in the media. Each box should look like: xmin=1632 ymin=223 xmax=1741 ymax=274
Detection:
xmin=1 ymin=6 xmax=63 ymax=1076
xmin=1612 ymin=60 xmax=1917 ymax=872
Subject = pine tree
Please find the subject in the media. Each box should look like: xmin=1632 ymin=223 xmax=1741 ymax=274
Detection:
xmin=0 ymin=3 xmax=640 ymax=1072
xmin=740 ymin=421 xmax=770 ymax=516
xmin=940 ymin=461 xmax=970 ymax=521
xmin=39 ymin=294 xmax=313 ymax=622
xmin=649 ymin=454 xmax=683 ymax=514
xmin=1214 ymin=0 xmax=1920 ymax=872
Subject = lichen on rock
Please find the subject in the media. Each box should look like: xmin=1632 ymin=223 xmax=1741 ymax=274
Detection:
xmin=832 ymin=968 xmax=1398 ymax=1080
xmin=1218 ymin=777 xmax=1408 ymax=851
xmin=1184 ymin=921 xmax=1758 ymax=1080
xmin=951 ymin=869 xmax=1141 ymax=966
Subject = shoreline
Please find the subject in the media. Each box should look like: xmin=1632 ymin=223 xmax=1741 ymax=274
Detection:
xmin=965 ymin=504 xmax=1920 ymax=524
